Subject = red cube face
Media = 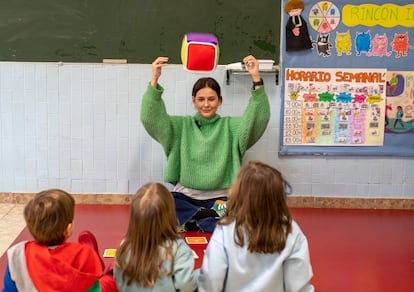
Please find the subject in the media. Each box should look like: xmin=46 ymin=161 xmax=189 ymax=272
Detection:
xmin=181 ymin=33 xmax=219 ymax=73
xmin=185 ymin=42 xmax=217 ymax=72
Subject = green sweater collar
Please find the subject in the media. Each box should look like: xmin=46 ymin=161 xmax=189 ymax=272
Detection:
xmin=193 ymin=113 xmax=221 ymax=127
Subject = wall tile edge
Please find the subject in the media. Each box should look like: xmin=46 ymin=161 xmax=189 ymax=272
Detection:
xmin=1 ymin=193 xmax=413 ymax=210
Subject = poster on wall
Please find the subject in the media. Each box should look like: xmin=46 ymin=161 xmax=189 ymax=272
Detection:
xmin=385 ymin=71 xmax=414 ymax=133
xmin=283 ymin=67 xmax=387 ymax=146
xmin=280 ymin=0 xmax=414 ymax=156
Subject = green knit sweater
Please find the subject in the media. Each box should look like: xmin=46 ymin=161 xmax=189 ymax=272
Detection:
xmin=140 ymin=83 xmax=270 ymax=190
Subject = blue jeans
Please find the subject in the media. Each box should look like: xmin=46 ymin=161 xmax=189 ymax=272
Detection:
xmin=172 ymin=192 xmax=227 ymax=233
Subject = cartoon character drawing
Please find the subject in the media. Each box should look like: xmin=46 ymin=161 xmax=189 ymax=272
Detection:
xmin=394 ymin=105 xmax=404 ymax=128
xmin=289 ymin=91 xmax=299 ymax=100
xmin=356 ymin=86 xmax=368 ymax=95
xmin=355 ymin=31 xmax=371 ymax=56
xmin=337 ymin=137 xmax=347 ymax=143
xmin=386 ymin=73 xmax=405 ymax=96
xmin=306 ymin=124 xmax=314 ymax=137
xmin=285 ymin=0 xmax=313 ymax=51
xmin=385 ymin=103 xmax=392 ymax=127
xmin=391 ymin=33 xmax=413 ymax=58
xmin=390 ymin=73 xmax=399 ymax=95
xmin=313 ymin=34 xmax=333 ymax=57
xmin=335 ymin=31 xmax=352 ymax=56
xmin=367 ymin=33 xmax=392 ymax=57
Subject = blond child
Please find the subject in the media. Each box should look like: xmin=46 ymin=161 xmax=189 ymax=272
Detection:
xmin=114 ymin=183 xmax=197 ymax=291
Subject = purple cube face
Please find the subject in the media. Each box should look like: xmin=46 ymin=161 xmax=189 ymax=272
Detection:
xmin=186 ymin=33 xmax=218 ymax=45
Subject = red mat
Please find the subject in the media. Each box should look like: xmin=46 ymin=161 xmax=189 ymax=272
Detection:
xmin=1 ymin=205 xmax=413 ymax=292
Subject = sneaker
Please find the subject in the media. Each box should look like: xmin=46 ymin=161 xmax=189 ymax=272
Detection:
xmin=78 ymin=230 xmax=105 ymax=271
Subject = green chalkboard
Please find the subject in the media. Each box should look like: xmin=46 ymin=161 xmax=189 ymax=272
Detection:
xmin=0 ymin=0 xmax=281 ymax=64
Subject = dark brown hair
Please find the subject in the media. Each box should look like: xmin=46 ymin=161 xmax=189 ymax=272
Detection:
xmin=115 ymin=182 xmax=179 ymax=287
xmin=24 ymin=189 xmax=75 ymax=246
xmin=285 ymin=0 xmax=305 ymax=13
xmin=219 ymin=160 xmax=292 ymax=253
xmin=192 ymin=77 xmax=222 ymax=101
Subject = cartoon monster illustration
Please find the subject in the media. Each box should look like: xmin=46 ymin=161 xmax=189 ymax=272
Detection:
xmin=335 ymin=31 xmax=352 ymax=56
xmin=313 ymin=34 xmax=333 ymax=57
xmin=335 ymin=92 xmax=353 ymax=103
xmin=353 ymin=94 xmax=367 ymax=103
xmin=391 ymin=33 xmax=414 ymax=58
xmin=318 ymin=92 xmax=335 ymax=102
xmin=367 ymin=33 xmax=392 ymax=57
xmin=289 ymin=91 xmax=299 ymax=100
xmin=366 ymin=94 xmax=383 ymax=104
xmin=303 ymin=93 xmax=318 ymax=102
xmin=355 ymin=31 xmax=371 ymax=56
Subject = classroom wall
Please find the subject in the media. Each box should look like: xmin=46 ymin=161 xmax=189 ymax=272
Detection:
xmin=0 ymin=62 xmax=412 ymax=198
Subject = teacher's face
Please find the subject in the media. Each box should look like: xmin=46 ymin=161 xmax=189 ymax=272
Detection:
xmin=192 ymin=87 xmax=222 ymax=119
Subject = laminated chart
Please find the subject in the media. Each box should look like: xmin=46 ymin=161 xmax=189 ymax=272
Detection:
xmin=283 ymin=68 xmax=387 ymax=146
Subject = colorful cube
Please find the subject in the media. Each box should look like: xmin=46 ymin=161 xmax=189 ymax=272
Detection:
xmin=181 ymin=33 xmax=219 ymax=73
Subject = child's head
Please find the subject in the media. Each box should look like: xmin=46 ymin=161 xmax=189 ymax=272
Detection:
xmin=116 ymin=182 xmax=179 ymax=287
xmin=24 ymin=189 xmax=75 ymax=246
xmin=127 ymin=182 xmax=177 ymax=242
xmin=221 ymin=160 xmax=292 ymax=253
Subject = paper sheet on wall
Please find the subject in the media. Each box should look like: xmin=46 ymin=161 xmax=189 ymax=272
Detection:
xmin=385 ymin=71 xmax=414 ymax=134
xmin=283 ymin=67 xmax=387 ymax=146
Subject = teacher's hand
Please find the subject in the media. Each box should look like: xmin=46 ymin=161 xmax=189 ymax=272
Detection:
xmin=243 ymin=55 xmax=261 ymax=83
xmin=151 ymin=56 xmax=169 ymax=88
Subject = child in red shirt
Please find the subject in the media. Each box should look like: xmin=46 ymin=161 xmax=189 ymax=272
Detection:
xmin=3 ymin=189 xmax=116 ymax=292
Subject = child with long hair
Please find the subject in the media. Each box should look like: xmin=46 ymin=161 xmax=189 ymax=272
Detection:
xmin=114 ymin=182 xmax=197 ymax=291
xmin=198 ymin=161 xmax=314 ymax=291
xmin=141 ymin=55 xmax=270 ymax=232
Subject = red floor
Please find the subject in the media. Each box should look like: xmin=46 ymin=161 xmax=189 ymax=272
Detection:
xmin=1 ymin=205 xmax=413 ymax=292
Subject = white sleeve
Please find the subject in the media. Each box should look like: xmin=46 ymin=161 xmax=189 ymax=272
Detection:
xmin=283 ymin=223 xmax=314 ymax=292
xmin=198 ymin=225 xmax=228 ymax=292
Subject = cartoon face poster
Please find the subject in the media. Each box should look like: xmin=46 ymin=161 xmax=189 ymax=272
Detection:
xmin=385 ymin=71 xmax=414 ymax=133
xmin=283 ymin=67 xmax=386 ymax=146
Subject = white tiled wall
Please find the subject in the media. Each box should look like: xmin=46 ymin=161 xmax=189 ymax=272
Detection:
xmin=0 ymin=62 xmax=413 ymax=198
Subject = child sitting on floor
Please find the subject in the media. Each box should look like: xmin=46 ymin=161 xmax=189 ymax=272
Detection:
xmin=198 ymin=160 xmax=314 ymax=291
xmin=114 ymin=182 xmax=197 ymax=291
xmin=2 ymin=189 xmax=116 ymax=292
